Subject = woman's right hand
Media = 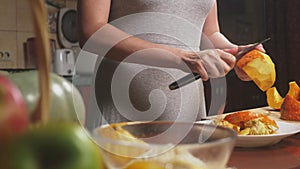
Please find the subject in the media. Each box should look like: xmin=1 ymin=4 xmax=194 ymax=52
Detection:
xmin=178 ymin=49 xmax=236 ymax=81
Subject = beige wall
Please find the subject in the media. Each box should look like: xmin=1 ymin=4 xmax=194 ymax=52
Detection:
xmin=0 ymin=0 xmax=77 ymax=69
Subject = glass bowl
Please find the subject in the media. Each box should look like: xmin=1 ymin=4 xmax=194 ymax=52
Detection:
xmin=93 ymin=121 xmax=237 ymax=169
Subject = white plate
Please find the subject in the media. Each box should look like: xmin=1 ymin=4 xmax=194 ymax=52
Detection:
xmin=196 ymin=120 xmax=300 ymax=148
xmin=236 ymin=121 xmax=300 ymax=148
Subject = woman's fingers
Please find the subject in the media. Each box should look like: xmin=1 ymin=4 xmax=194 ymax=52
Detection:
xmin=217 ymin=49 xmax=236 ymax=69
xmin=197 ymin=49 xmax=235 ymax=79
xmin=180 ymin=49 xmax=237 ymax=80
xmin=255 ymin=44 xmax=265 ymax=53
xmin=194 ymin=59 xmax=209 ymax=81
xmin=183 ymin=54 xmax=209 ymax=80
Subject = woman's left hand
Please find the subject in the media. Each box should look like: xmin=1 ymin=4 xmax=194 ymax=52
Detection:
xmin=224 ymin=44 xmax=266 ymax=81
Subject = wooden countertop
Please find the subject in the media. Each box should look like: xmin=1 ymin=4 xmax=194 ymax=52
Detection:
xmin=225 ymin=107 xmax=300 ymax=169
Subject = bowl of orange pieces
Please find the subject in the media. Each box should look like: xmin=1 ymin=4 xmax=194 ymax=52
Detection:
xmin=93 ymin=121 xmax=237 ymax=169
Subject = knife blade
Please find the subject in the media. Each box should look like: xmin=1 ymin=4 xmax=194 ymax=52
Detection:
xmin=235 ymin=37 xmax=271 ymax=58
xmin=168 ymin=37 xmax=271 ymax=90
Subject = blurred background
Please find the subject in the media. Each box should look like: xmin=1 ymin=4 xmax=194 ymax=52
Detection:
xmin=211 ymin=0 xmax=300 ymax=112
xmin=0 ymin=0 xmax=78 ymax=77
xmin=0 ymin=0 xmax=299 ymax=113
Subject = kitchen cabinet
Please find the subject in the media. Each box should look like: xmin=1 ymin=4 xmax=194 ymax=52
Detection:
xmin=0 ymin=0 xmax=35 ymax=69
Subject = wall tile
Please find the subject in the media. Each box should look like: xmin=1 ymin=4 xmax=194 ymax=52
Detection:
xmin=0 ymin=31 xmax=18 ymax=68
xmin=16 ymin=0 xmax=34 ymax=32
xmin=0 ymin=0 xmax=16 ymax=31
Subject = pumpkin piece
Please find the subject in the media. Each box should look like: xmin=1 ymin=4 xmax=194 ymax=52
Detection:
xmin=287 ymin=81 xmax=300 ymax=99
xmin=266 ymin=87 xmax=284 ymax=110
xmin=280 ymin=95 xmax=300 ymax=121
xmin=280 ymin=81 xmax=300 ymax=121
xmin=237 ymin=49 xmax=276 ymax=91
xmin=266 ymin=81 xmax=300 ymax=111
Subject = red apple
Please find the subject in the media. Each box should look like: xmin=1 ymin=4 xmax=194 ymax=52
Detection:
xmin=0 ymin=74 xmax=29 ymax=142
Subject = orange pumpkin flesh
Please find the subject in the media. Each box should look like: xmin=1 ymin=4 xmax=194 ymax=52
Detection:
xmin=237 ymin=49 xmax=276 ymax=91
xmin=280 ymin=95 xmax=300 ymax=121
xmin=266 ymin=87 xmax=284 ymax=110
xmin=286 ymin=81 xmax=300 ymax=99
xmin=224 ymin=111 xmax=278 ymax=129
xmin=280 ymin=81 xmax=300 ymax=121
xmin=237 ymin=50 xmax=264 ymax=68
xmin=266 ymin=81 xmax=300 ymax=112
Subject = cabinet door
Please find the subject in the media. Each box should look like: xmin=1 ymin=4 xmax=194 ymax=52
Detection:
xmin=0 ymin=0 xmax=16 ymax=31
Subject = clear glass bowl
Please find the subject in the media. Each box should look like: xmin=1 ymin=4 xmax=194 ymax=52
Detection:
xmin=93 ymin=121 xmax=237 ymax=169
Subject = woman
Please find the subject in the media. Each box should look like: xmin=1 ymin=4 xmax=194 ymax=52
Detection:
xmin=77 ymin=0 xmax=265 ymax=124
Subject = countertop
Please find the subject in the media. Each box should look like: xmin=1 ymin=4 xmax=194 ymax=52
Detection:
xmin=225 ymin=107 xmax=300 ymax=169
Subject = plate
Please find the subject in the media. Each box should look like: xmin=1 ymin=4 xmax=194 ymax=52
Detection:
xmin=236 ymin=121 xmax=300 ymax=148
xmin=196 ymin=120 xmax=300 ymax=148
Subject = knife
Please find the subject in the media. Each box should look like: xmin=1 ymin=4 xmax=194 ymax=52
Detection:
xmin=168 ymin=37 xmax=271 ymax=90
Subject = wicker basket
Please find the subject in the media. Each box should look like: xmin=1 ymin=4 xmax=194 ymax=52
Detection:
xmin=28 ymin=0 xmax=52 ymax=124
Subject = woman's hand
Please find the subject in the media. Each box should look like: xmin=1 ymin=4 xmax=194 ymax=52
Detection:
xmin=225 ymin=44 xmax=266 ymax=81
xmin=179 ymin=49 xmax=236 ymax=81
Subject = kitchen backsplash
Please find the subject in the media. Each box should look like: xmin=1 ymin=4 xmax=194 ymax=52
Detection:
xmin=0 ymin=0 xmax=77 ymax=69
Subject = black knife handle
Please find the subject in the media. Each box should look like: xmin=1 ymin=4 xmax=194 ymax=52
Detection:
xmin=169 ymin=72 xmax=201 ymax=90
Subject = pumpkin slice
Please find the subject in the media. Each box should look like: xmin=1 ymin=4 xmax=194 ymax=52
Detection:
xmin=280 ymin=95 xmax=300 ymax=121
xmin=237 ymin=49 xmax=276 ymax=91
xmin=266 ymin=87 xmax=284 ymax=110
xmin=280 ymin=81 xmax=300 ymax=121
xmin=287 ymin=81 xmax=300 ymax=99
